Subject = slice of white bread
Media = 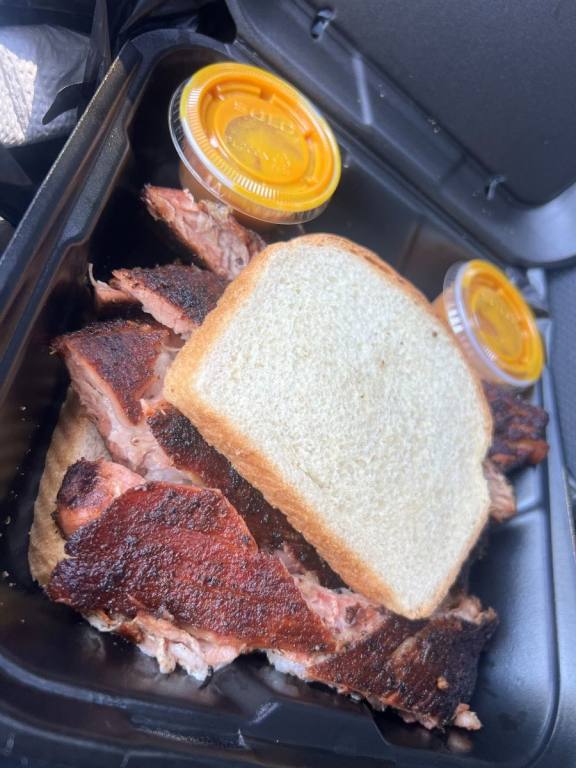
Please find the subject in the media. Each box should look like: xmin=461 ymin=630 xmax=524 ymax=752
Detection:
xmin=28 ymin=391 xmax=109 ymax=586
xmin=165 ymin=234 xmax=492 ymax=619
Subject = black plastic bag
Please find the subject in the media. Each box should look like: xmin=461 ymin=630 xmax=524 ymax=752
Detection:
xmin=0 ymin=0 xmax=212 ymax=228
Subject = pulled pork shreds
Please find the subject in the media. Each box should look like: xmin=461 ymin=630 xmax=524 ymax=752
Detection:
xmin=484 ymin=459 xmax=517 ymax=522
xmin=87 ymin=611 xmax=243 ymax=682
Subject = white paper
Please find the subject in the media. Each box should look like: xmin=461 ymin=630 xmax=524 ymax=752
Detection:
xmin=0 ymin=25 xmax=89 ymax=146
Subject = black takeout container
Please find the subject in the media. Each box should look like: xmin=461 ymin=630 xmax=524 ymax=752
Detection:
xmin=0 ymin=10 xmax=575 ymax=768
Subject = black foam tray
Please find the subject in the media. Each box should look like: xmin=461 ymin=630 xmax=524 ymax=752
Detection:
xmin=0 ymin=23 xmax=574 ymax=768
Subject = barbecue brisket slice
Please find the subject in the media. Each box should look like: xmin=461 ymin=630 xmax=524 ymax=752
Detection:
xmin=48 ymin=481 xmax=335 ymax=655
xmin=143 ymin=185 xmax=264 ymax=280
xmin=54 ymin=320 xmax=189 ymax=481
xmin=110 ymin=264 xmax=227 ymax=339
xmin=55 ymin=320 xmax=516 ymax=580
xmin=53 ymin=319 xmax=172 ymax=427
xmin=52 ymin=314 xmax=498 ymax=728
xmin=55 ymin=458 xmax=142 ymax=537
xmin=484 ymin=382 xmax=549 ymax=474
xmin=55 ymin=321 xmax=341 ymax=586
xmin=49 ymin=460 xmax=248 ymax=680
xmin=146 ymin=402 xmax=343 ymax=587
xmin=268 ymin=589 xmax=497 ymax=730
xmin=47 ymin=459 xmax=497 ymax=729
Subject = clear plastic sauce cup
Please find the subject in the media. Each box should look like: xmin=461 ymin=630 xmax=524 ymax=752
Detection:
xmin=433 ymin=259 xmax=544 ymax=389
xmin=169 ymin=62 xmax=341 ymax=229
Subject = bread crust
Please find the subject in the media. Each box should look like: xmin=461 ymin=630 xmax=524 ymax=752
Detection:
xmin=28 ymin=391 xmax=109 ymax=586
xmin=165 ymin=234 xmax=493 ymax=618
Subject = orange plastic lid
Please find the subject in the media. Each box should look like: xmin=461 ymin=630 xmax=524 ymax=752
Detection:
xmin=170 ymin=62 xmax=341 ymax=223
xmin=449 ymin=260 xmax=544 ymax=386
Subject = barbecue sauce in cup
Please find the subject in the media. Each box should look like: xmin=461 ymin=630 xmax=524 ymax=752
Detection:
xmin=434 ymin=260 xmax=544 ymax=389
xmin=169 ymin=62 xmax=341 ymax=230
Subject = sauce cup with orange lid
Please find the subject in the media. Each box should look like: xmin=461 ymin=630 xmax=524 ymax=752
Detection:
xmin=434 ymin=260 xmax=544 ymax=389
xmin=169 ymin=62 xmax=341 ymax=228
